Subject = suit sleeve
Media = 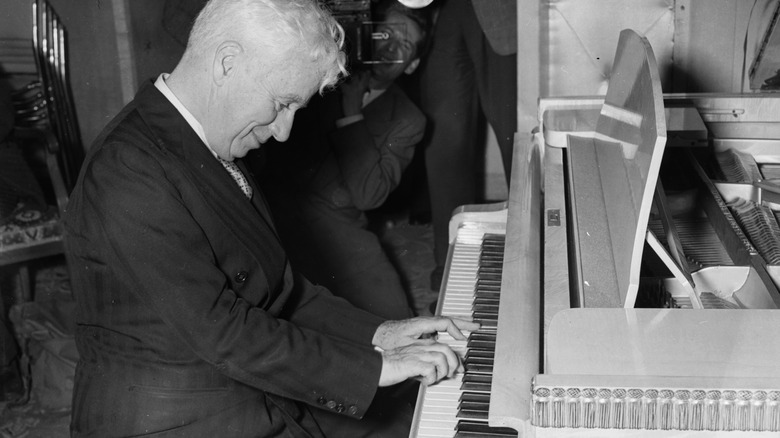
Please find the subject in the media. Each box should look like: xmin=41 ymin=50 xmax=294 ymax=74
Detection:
xmin=69 ymin=142 xmax=382 ymax=418
xmin=329 ymin=102 xmax=425 ymax=211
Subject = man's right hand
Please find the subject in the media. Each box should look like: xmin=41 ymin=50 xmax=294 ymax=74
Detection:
xmin=378 ymin=339 xmax=462 ymax=387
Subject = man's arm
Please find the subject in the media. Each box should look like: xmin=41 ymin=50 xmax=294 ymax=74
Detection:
xmin=330 ymin=81 xmax=425 ymax=210
xmin=68 ymin=142 xmax=382 ymax=417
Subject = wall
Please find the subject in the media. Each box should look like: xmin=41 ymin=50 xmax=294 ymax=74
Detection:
xmin=491 ymin=0 xmax=780 ymax=201
xmin=2 ymin=0 xmax=776 ymax=194
xmin=0 ymin=0 xmax=187 ymax=151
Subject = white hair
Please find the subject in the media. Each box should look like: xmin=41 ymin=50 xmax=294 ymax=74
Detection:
xmin=184 ymin=0 xmax=347 ymax=93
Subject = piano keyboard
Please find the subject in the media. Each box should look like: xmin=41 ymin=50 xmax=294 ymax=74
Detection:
xmin=411 ymin=226 xmax=518 ymax=437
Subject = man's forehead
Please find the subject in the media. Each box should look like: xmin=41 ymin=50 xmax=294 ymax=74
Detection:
xmin=381 ymin=15 xmax=422 ymax=43
xmin=263 ymin=59 xmax=323 ymax=104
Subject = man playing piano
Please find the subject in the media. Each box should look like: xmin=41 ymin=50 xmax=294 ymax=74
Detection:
xmin=63 ymin=0 xmax=476 ymax=436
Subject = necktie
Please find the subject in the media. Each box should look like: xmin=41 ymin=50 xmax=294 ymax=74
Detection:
xmin=218 ymin=157 xmax=253 ymax=199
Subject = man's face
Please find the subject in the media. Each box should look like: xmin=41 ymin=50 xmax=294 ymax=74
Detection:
xmin=209 ymin=51 xmax=321 ymax=160
xmin=370 ymin=11 xmax=423 ymax=85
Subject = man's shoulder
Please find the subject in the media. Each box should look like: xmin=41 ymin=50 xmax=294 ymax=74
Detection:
xmin=90 ymin=83 xmax=176 ymax=160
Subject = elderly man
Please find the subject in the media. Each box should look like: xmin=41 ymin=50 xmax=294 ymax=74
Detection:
xmin=63 ymin=0 xmax=475 ymax=436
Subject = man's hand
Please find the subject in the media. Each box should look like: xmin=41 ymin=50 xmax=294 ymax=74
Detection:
xmin=377 ymin=339 xmax=463 ymax=387
xmin=340 ymin=70 xmax=370 ymax=117
xmin=372 ymin=316 xmax=481 ymax=350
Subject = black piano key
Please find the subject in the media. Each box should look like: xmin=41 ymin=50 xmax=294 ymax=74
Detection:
xmin=467 ymin=340 xmax=495 ymax=350
xmin=461 ymin=373 xmax=493 ymax=392
xmin=474 ymin=288 xmax=501 ymax=297
xmin=465 ymin=351 xmax=494 ymax=362
xmin=460 ymin=391 xmax=491 ymax=403
xmin=476 ymin=280 xmax=501 ymax=289
xmin=465 ymin=348 xmax=494 ymax=358
xmin=466 ymin=335 xmax=494 ymax=344
xmin=476 ymin=273 xmax=502 ymax=282
xmin=464 ymin=353 xmax=494 ymax=364
xmin=457 ymin=396 xmax=490 ymax=419
xmin=473 ymin=305 xmax=499 ymax=316
xmin=469 ymin=331 xmax=496 ymax=341
xmin=479 ymin=259 xmax=504 ymax=267
xmin=460 ymin=381 xmax=492 ymax=392
xmin=464 ymin=362 xmax=493 ymax=374
xmin=475 ymin=287 xmax=501 ymax=294
xmin=455 ymin=420 xmax=518 ymax=437
xmin=460 ymin=374 xmax=493 ymax=392
xmin=473 ymin=318 xmax=497 ymax=329
xmin=473 ymin=311 xmax=497 ymax=321
xmin=473 ymin=296 xmax=500 ymax=305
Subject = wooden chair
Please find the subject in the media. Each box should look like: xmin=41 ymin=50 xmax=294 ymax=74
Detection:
xmin=0 ymin=125 xmax=70 ymax=305
xmin=1 ymin=0 xmax=81 ymax=306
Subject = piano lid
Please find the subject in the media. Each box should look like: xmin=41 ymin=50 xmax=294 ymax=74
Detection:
xmin=566 ymin=29 xmax=667 ymax=308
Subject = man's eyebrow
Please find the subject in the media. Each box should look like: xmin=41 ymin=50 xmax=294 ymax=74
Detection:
xmin=282 ymin=94 xmax=308 ymax=107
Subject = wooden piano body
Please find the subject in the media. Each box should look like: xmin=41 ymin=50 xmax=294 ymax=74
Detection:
xmin=411 ymin=29 xmax=780 ymax=437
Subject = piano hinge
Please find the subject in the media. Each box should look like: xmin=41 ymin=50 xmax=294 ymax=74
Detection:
xmin=547 ymin=209 xmax=561 ymax=227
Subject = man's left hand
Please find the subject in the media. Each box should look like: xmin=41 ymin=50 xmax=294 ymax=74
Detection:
xmin=372 ymin=316 xmax=481 ymax=351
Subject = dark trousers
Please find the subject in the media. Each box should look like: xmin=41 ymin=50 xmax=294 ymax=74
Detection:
xmin=420 ymin=0 xmax=517 ymax=268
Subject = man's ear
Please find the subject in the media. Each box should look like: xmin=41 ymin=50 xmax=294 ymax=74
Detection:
xmin=404 ymin=58 xmax=420 ymax=75
xmin=212 ymin=41 xmax=243 ymax=85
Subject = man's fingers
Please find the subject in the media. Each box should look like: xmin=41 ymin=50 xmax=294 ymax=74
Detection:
xmin=379 ymin=340 xmax=462 ymax=387
xmin=413 ymin=348 xmax=451 ymax=385
xmin=444 ymin=318 xmax=481 ymax=340
xmin=418 ymin=316 xmax=481 ymax=340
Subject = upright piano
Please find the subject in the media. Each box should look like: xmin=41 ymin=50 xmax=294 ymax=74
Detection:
xmin=410 ymin=29 xmax=780 ymax=437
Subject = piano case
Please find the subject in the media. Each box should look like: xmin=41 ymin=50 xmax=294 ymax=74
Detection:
xmin=411 ymin=18 xmax=780 ymax=438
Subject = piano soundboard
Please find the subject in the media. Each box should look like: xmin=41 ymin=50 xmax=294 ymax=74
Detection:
xmin=410 ymin=29 xmax=780 ymax=437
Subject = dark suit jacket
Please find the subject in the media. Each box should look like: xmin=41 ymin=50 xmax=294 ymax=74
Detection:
xmin=64 ymin=81 xmax=385 ymax=437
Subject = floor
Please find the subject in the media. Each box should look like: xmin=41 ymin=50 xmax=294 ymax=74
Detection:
xmin=0 ymin=214 xmax=439 ymax=437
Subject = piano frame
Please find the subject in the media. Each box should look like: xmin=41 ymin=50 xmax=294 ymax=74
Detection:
xmin=411 ymin=28 xmax=780 ymax=437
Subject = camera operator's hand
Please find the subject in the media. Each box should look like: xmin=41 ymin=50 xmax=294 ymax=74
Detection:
xmin=340 ymin=69 xmax=370 ymax=117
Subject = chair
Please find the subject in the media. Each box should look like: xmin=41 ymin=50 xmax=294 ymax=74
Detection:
xmin=0 ymin=0 xmax=81 ymax=306
xmin=0 ymin=126 xmax=69 ymax=305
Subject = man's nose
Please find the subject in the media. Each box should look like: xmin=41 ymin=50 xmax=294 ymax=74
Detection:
xmin=270 ymin=110 xmax=295 ymax=142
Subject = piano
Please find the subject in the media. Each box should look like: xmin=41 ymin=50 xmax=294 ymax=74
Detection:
xmin=410 ymin=29 xmax=780 ymax=437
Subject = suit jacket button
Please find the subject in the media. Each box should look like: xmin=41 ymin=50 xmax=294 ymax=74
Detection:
xmin=317 ymin=396 xmax=327 ymax=405
xmin=234 ymin=271 xmax=248 ymax=283
xmin=336 ymin=404 xmax=345 ymax=413
xmin=326 ymin=400 xmax=337 ymax=410
xmin=347 ymin=405 xmax=358 ymax=415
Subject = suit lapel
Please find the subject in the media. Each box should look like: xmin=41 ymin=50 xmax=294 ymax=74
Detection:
xmin=133 ymin=83 xmax=286 ymax=274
